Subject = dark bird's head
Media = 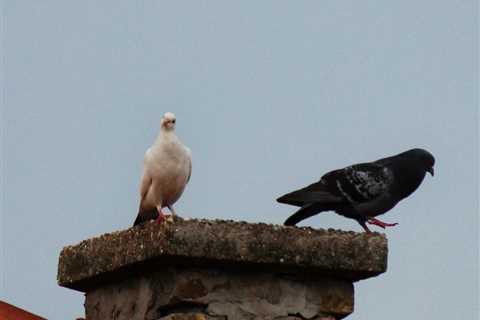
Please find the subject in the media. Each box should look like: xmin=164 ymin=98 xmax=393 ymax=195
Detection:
xmin=404 ymin=148 xmax=435 ymax=176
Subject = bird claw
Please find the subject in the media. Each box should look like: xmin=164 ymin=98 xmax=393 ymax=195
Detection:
xmin=155 ymin=208 xmax=176 ymax=225
xmin=367 ymin=218 xmax=399 ymax=229
xmin=155 ymin=211 xmax=168 ymax=224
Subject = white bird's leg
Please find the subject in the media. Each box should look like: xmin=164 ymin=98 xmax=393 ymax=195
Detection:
xmin=155 ymin=205 xmax=167 ymax=224
xmin=163 ymin=205 xmax=175 ymax=223
xmin=167 ymin=205 xmax=176 ymax=217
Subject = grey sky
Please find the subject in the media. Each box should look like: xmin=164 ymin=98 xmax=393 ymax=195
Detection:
xmin=2 ymin=1 xmax=478 ymax=319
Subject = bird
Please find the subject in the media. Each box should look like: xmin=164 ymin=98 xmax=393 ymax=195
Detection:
xmin=277 ymin=148 xmax=435 ymax=232
xmin=133 ymin=112 xmax=192 ymax=226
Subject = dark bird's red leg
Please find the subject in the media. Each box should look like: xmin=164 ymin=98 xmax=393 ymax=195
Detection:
xmin=358 ymin=220 xmax=372 ymax=233
xmin=367 ymin=218 xmax=398 ymax=229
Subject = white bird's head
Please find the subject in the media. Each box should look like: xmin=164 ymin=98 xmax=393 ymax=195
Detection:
xmin=161 ymin=112 xmax=176 ymax=131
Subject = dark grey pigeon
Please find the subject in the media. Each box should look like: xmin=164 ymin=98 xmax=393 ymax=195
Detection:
xmin=277 ymin=148 xmax=435 ymax=232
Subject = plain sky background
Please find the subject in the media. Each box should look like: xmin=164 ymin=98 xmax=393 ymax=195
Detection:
xmin=1 ymin=1 xmax=478 ymax=319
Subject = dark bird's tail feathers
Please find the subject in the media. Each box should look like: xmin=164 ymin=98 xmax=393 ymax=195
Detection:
xmin=276 ymin=181 xmax=342 ymax=207
xmin=277 ymin=190 xmax=341 ymax=207
xmin=284 ymin=202 xmax=335 ymax=226
xmin=133 ymin=208 xmax=159 ymax=226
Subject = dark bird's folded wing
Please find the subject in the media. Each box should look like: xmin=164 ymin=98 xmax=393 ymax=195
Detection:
xmin=277 ymin=163 xmax=392 ymax=209
xmin=323 ymin=163 xmax=393 ymax=204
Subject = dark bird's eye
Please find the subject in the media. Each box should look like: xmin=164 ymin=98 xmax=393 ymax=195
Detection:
xmin=172 ymin=120 xmax=176 ymax=124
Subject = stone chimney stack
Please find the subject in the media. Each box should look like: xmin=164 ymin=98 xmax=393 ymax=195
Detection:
xmin=58 ymin=219 xmax=388 ymax=320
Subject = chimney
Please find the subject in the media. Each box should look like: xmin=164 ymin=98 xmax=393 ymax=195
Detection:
xmin=58 ymin=218 xmax=388 ymax=319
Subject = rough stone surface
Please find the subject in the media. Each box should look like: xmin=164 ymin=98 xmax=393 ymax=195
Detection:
xmin=58 ymin=218 xmax=388 ymax=292
xmin=85 ymin=267 xmax=353 ymax=320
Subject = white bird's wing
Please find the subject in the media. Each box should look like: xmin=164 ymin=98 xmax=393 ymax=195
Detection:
xmin=139 ymin=148 xmax=154 ymax=210
xmin=185 ymin=147 xmax=192 ymax=183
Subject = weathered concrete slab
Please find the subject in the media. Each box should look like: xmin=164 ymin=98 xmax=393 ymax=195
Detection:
xmin=58 ymin=218 xmax=388 ymax=292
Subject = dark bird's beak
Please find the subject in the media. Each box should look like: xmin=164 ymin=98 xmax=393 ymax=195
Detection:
xmin=427 ymin=167 xmax=434 ymax=176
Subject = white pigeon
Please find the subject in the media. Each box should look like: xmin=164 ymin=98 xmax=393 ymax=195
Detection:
xmin=133 ymin=112 xmax=192 ymax=226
